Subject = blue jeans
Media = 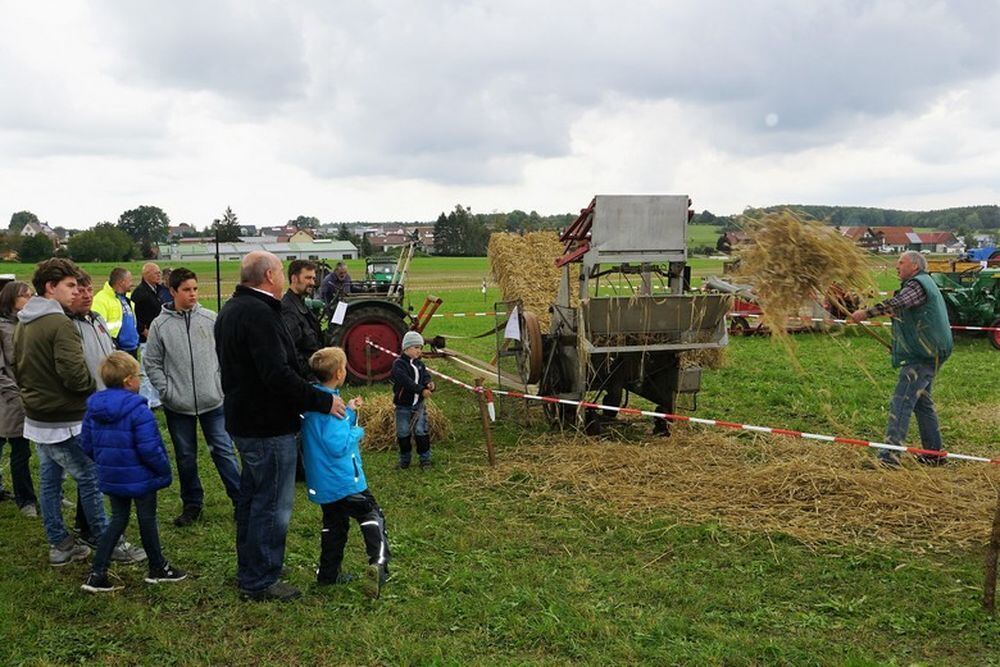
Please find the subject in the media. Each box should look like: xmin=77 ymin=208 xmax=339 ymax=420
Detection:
xmin=138 ymin=342 xmax=161 ymax=409
xmin=0 ymin=436 xmax=37 ymax=507
xmin=233 ymin=434 xmax=297 ymax=593
xmin=164 ymin=406 xmax=241 ymax=509
xmin=883 ymin=363 xmax=943 ymax=462
xmin=395 ymin=403 xmax=429 ymax=438
xmin=92 ymin=492 xmax=166 ymax=575
xmin=36 ymin=437 xmax=107 ymax=547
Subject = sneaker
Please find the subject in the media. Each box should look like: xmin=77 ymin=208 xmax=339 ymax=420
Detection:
xmin=917 ymin=453 xmax=948 ymax=466
xmin=419 ymin=459 xmax=433 ymax=470
xmin=111 ymin=539 xmax=147 ymax=564
xmin=61 ymin=497 xmax=75 ymax=508
xmin=145 ymin=563 xmax=187 ymax=584
xmin=363 ymin=563 xmax=387 ymax=599
xmin=77 ymin=534 xmax=98 ymax=550
xmin=396 ymin=460 xmax=411 ymax=470
xmin=173 ymin=505 xmax=202 ymax=527
xmin=316 ymin=571 xmax=355 ymax=586
xmin=81 ymin=571 xmax=123 ymax=594
xmin=20 ymin=503 xmax=38 ymax=518
xmin=240 ymin=581 xmax=302 ymax=602
xmin=49 ymin=537 xmax=90 ymax=567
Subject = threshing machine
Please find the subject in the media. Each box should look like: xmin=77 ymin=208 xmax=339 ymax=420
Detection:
xmin=514 ymin=195 xmax=732 ymax=434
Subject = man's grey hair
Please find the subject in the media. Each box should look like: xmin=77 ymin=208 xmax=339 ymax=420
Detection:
xmin=241 ymin=251 xmax=280 ymax=286
xmin=900 ymin=250 xmax=927 ymax=272
xmin=335 ymin=262 xmax=347 ymax=270
xmin=109 ymin=267 xmax=131 ymax=287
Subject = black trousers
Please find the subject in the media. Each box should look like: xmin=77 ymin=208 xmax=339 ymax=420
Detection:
xmin=92 ymin=492 xmax=166 ymax=575
xmin=318 ymin=490 xmax=390 ymax=581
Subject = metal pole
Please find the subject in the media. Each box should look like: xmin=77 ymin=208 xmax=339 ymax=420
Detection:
xmin=474 ymin=378 xmax=496 ymax=466
xmin=214 ymin=224 xmax=222 ymax=311
xmin=983 ymin=489 xmax=1000 ymax=613
xmin=366 ymin=344 xmax=373 ymax=386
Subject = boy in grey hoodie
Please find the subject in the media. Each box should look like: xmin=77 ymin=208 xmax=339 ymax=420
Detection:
xmin=143 ymin=268 xmax=240 ymax=526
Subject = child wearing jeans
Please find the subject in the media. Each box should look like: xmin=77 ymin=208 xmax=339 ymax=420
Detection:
xmin=80 ymin=351 xmax=185 ymax=593
xmin=391 ymin=331 xmax=435 ymax=469
xmin=302 ymin=347 xmax=391 ymax=599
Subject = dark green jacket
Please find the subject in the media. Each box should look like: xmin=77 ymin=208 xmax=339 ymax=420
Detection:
xmin=891 ymin=272 xmax=953 ymax=369
xmin=12 ymin=296 xmax=96 ymax=423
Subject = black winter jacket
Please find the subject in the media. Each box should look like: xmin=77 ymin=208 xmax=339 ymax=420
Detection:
xmin=131 ymin=280 xmax=161 ymax=342
xmin=391 ymin=356 xmax=431 ymax=407
xmin=215 ymin=285 xmax=333 ymax=437
xmin=280 ymin=289 xmax=324 ymax=379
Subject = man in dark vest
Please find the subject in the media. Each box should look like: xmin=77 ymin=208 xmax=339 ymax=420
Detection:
xmin=851 ymin=251 xmax=953 ymax=467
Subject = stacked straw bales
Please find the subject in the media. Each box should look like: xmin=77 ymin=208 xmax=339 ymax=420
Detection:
xmin=736 ymin=210 xmax=875 ymax=334
xmin=488 ymin=231 xmax=573 ymax=330
xmin=357 ymin=394 xmax=449 ymax=451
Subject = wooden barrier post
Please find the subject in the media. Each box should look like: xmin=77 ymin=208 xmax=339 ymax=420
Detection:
xmin=474 ymin=378 xmax=496 ymax=466
xmin=984 ymin=490 xmax=1000 ymax=613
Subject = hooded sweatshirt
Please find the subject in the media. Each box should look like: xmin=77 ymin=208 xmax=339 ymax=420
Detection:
xmin=72 ymin=311 xmax=116 ymax=390
xmin=80 ymin=388 xmax=172 ymax=497
xmin=13 ymin=296 xmax=95 ymax=424
xmin=144 ymin=302 xmax=224 ymax=416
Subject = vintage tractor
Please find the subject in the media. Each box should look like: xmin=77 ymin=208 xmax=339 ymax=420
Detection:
xmin=507 ymin=195 xmax=731 ymax=434
xmin=929 ymin=267 xmax=1000 ymax=349
xmin=322 ymin=243 xmax=439 ymax=382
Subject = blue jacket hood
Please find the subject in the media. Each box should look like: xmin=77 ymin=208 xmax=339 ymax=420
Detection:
xmin=86 ymin=388 xmax=147 ymax=423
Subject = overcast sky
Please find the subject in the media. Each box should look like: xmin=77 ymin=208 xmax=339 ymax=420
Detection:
xmin=1 ymin=0 xmax=998 ymax=230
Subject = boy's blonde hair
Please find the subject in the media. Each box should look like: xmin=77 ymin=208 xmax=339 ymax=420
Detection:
xmin=309 ymin=346 xmax=347 ymax=383
xmin=99 ymin=351 xmax=141 ymax=389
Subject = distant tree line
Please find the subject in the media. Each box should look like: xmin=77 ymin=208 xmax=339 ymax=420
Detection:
xmin=693 ymin=204 xmax=1000 ymax=232
xmin=432 ymin=205 xmax=575 ymax=256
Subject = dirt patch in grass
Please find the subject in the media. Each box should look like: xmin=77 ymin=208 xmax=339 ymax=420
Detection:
xmin=477 ymin=426 xmax=999 ymax=552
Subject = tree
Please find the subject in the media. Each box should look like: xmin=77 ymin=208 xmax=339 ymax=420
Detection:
xmin=337 ymin=223 xmax=352 ymax=241
xmin=212 ymin=206 xmax=242 ymax=242
xmin=9 ymin=211 xmax=40 ymax=234
xmin=118 ymin=205 xmax=170 ymax=258
xmin=19 ymin=233 xmax=55 ymax=262
xmin=289 ymin=215 xmax=320 ymax=230
xmin=68 ymin=223 xmax=137 ymax=262
xmin=360 ymin=235 xmax=373 ymax=257
xmin=433 ymin=211 xmax=462 ymax=255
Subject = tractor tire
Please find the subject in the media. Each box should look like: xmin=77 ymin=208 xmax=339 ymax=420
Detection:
xmin=329 ymin=305 xmax=408 ymax=383
xmin=730 ymin=316 xmax=751 ymax=336
xmin=991 ymin=318 xmax=1000 ymax=350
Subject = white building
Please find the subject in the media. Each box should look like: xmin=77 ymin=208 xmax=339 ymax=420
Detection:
xmin=160 ymin=239 xmax=358 ymax=263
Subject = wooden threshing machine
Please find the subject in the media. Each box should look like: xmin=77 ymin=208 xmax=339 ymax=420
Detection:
xmin=514 ymin=195 xmax=732 ymax=434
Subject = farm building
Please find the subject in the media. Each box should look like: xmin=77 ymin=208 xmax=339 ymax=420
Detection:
xmin=158 ymin=239 xmax=358 ymax=262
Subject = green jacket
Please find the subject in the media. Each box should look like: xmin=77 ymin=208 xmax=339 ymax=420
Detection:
xmin=891 ymin=272 xmax=953 ymax=369
xmin=12 ymin=296 xmax=96 ymax=423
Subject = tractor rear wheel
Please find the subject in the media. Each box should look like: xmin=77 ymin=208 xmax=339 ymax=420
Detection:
xmin=330 ymin=305 xmax=408 ymax=383
xmin=991 ymin=318 xmax=1000 ymax=350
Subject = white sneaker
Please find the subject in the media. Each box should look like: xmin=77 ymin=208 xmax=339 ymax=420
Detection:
xmin=20 ymin=503 xmax=38 ymax=518
xmin=49 ymin=538 xmax=90 ymax=567
xmin=111 ymin=539 xmax=147 ymax=564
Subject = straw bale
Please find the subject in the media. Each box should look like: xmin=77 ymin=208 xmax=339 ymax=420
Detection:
xmin=736 ymin=210 xmax=875 ymax=335
xmin=477 ymin=427 xmax=999 ymax=552
xmin=356 ymin=393 xmax=449 ymax=451
xmin=488 ymin=232 xmax=575 ymax=330
xmin=679 ymin=347 xmax=727 ymax=369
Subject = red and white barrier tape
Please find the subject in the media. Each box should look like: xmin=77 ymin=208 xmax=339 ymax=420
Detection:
xmin=364 ymin=339 xmax=998 ymax=465
xmin=733 ymin=312 xmax=1000 ymax=333
xmin=430 ymin=311 xmax=497 ymax=319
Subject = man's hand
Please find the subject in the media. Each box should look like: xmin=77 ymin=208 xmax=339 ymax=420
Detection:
xmin=329 ymin=395 xmax=347 ymax=418
xmin=849 ymin=309 xmax=867 ymax=324
xmin=427 ymin=381 xmax=436 ymax=391
xmin=421 ymin=388 xmax=432 ymax=399
xmin=348 ymin=397 xmax=363 ymax=410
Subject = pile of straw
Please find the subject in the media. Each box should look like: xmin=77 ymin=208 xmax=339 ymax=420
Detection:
xmin=736 ymin=210 xmax=875 ymax=334
xmin=488 ymin=232 xmax=570 ymax=330
xmin=356 ymin=394 xmax=449 ymax=451
xmin=679 ymin=348 xmax=727 ymax=369
xmin=477 ymin=428 xmax=999 ymax=551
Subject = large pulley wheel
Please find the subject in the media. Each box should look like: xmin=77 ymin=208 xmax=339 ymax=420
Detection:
xmin=330 ymin=305 xmax=408 ymax=383
xmin=518 ymin=310 xmax=544 ymax=385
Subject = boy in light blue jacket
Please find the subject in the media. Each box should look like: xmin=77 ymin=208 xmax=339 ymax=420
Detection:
xmin=302 ymin=347 xmax=390 ymax=599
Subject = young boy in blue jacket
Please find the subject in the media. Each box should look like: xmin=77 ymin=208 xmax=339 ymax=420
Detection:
xmin=302 ymin=347 xmax=390 ymax=599
xmin=80 ymin=352 xmax=186 ymax=593
xmin=391 ymin=331 xmax=435 ymax=469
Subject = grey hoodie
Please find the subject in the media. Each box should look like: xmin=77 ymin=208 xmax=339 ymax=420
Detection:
xmin=143 ymin=303 xmax=224 ymax=416
xmin=72 ymin=312 xmax=115 ymax=390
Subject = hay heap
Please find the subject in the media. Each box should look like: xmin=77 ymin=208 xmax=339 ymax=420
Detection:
xmin=488 ymin=231 xmax=569 ymax=330
xmin=680 ymin=347 xmax=726 ymax=370
xmin=478 ymin=429 xmax=999 ymax=551
xmin=736 ymin=210 xmax=875 ymax=334
xmin=356 ymin=394 xmax=449 ymax=451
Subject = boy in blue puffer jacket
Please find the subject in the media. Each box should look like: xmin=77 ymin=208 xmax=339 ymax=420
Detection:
xmin=302 ymin=347 xmax=390 ymax=599
xmin=80 ymin=352 xmax=186 ymax=593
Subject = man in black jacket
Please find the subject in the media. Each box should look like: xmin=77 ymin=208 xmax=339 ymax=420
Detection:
xmin=280 ymin=260 xmax=323 ymax=380
xmin=216 ymin=251 xmax=345 ymax=602
xmin=130 ymin=262 xmax=164 ymax=409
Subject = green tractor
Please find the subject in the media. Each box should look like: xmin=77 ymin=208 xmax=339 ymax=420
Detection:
xmin=929 ymin=267 xmax=1000 ymax=349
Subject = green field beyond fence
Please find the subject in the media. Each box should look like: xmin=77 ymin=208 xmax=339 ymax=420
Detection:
xmin=2 ymin=254 xmax=999 ymax=664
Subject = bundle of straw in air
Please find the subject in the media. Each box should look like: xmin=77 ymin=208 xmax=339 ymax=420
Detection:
xmin=736 ymin=210 xmax=875 ymax=334
xmin=356 ymin=394 xmax=449 ymax=451
xmin=488 ymin=232 xmax=568 ymax=330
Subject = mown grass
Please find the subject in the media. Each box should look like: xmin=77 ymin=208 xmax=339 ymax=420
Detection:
xmin=2 ymin=255 xmax=999 ymax=664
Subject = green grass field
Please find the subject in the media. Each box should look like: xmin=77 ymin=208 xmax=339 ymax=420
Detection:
xmin=2 ymin=255 xmax=999 ymax=664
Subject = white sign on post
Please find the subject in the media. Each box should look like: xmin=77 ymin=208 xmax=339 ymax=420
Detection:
xmin=504 ymin=305 xmax=521 ymax=340
xmin=331 ymin=301 xmax=348 ymax=325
